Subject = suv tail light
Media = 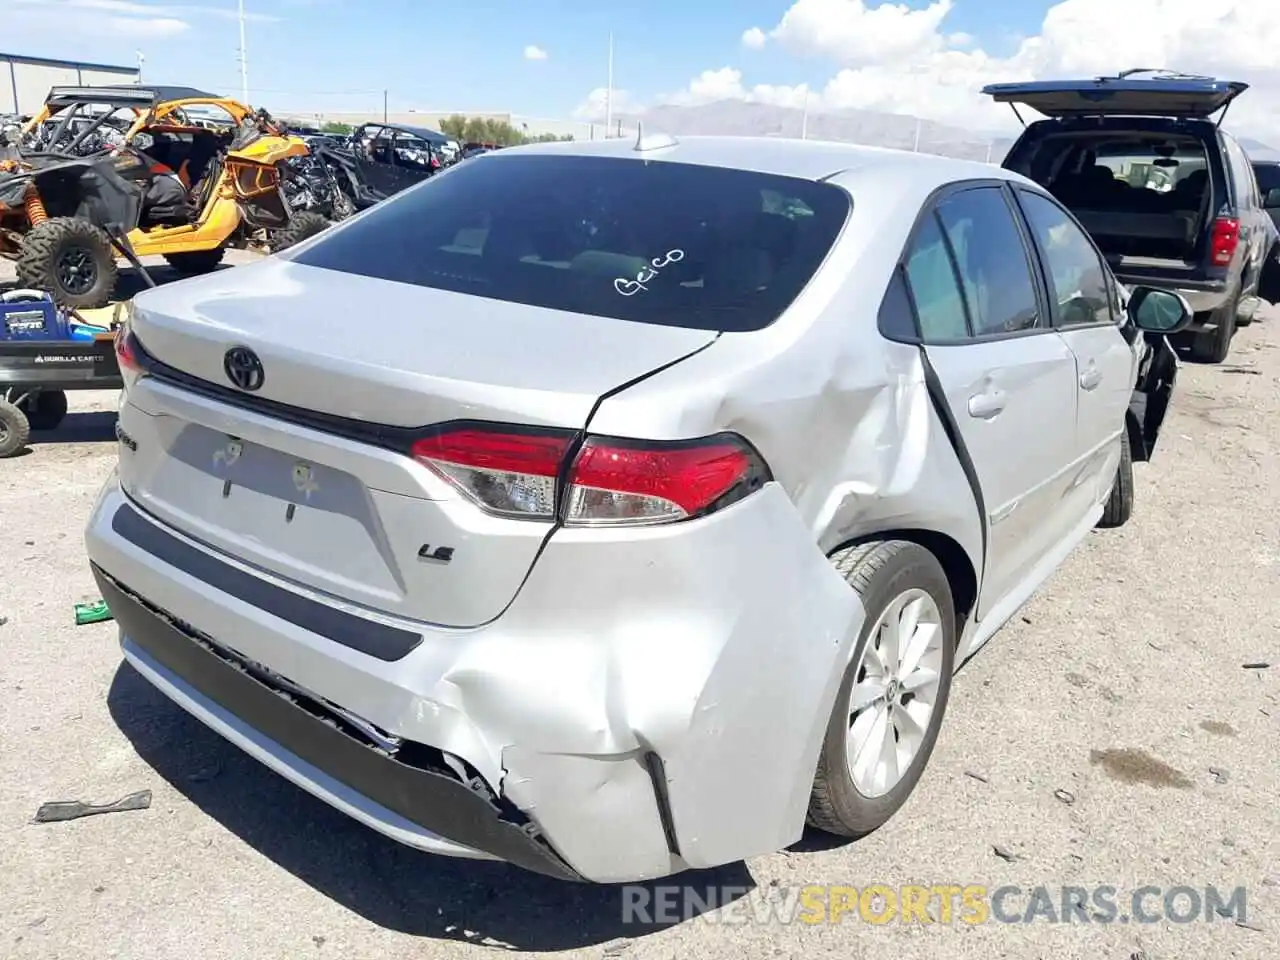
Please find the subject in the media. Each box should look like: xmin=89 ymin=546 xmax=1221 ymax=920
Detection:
xmin=411 ymin=426 xmax=770 ymax=526
xmin=1211 ymin=216 xmax=1239 ymax=266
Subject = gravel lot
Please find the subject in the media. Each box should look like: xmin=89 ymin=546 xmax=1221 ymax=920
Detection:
xmin=2 ymin=254 xmax=1277 ymax=960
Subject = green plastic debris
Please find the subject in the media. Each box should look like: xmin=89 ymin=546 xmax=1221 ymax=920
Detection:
xmin=74 ymin=600 xmax=113 ymax=625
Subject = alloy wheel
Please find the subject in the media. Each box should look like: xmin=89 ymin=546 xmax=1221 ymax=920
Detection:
xmin=845 ymin=588 xmax=946 ymax=798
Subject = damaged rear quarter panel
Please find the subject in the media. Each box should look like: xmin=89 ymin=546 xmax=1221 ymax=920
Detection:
xmin=489 ymin=484 xmax=863 ymax=874
xmin=575 ymin=170 xmax=985 ymax=863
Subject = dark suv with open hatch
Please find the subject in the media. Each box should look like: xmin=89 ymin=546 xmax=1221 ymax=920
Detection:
xmin=985 ymin=70 xmax=1278 ymax=363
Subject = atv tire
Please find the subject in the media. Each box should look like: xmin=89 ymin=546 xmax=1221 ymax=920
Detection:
xmin=0 ymin=398 xmax=30 ymax=458
xmin=20 ymin=389 xmax=69 ymax=432
xmin=17 ymin=218 xmax=118 ymax=310
xmin=272 ymin=211 xmax=331 ymax=253
xmin=164 ymin=248 xmax=226 ymax=275
xmin=332 ymin=189 xmax=356 ymax=220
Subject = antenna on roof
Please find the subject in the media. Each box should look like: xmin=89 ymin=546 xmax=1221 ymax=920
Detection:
xmin=634 ymin=125 xmax=678 ymax=152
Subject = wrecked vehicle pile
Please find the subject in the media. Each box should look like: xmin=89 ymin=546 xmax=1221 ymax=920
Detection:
xmin=0 ymin=85 xmax=332 ymax=308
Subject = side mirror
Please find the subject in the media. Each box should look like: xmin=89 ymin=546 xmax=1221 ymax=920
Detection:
xmin=1127 ymin=286 xmax=1193 ymax=334
xmin=1265 ymin=187 xmax=1280 ymax=209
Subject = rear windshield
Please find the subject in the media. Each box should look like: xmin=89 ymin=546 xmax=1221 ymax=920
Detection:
xmin=290 ymin=153 xmax=851 ymax=332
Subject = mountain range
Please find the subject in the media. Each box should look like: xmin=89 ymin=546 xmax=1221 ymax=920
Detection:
xmin=618 ymin=100 xmax=1276 ymax=162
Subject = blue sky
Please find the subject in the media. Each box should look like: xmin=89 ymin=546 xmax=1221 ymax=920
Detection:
xmin=9 ymin=0 xmax=1045 ymax=117
xmin=8 ymin=0 xmax=1280 ymax=141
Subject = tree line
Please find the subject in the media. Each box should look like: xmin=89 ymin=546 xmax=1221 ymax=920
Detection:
xmin=438 ymin=115 xmax=574 ymax=145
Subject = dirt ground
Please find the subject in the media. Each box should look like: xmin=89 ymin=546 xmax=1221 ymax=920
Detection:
xmin=1 ymin=256 xmax=1276 ymax=960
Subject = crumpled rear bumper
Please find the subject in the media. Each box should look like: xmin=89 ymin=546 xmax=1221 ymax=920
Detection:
xmin=96 ymin=566 xmax=582 ymax=880
xmin=86 ymin=479 xmax=864 ymax=883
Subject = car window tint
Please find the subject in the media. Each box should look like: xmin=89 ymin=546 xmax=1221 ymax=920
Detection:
xmin=935 ymin=188 xmax=1040 ymax=336
xmin=878 ymin=266 xmax=920 ymax=341
xmin=904 ymin=214 xmax=969 ymax=340
xmin=1019 ymin=191 xmax=1114 ymax=327
xmin=290 ymin=154 xmax=851 ymax=333
xmin=1226 ymin=139 xmax=1258 ymax=208
xmin=1254 ymin=163 xmax=1280 ymax=195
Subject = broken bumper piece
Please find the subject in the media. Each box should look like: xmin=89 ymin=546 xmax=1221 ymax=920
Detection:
xmin=94 ymin=567 xmax=583 ymax=882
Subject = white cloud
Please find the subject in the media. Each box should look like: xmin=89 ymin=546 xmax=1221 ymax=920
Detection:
xmin=571 ymin=86 xmax=640 ymax=122
xmin=5 ymin=0 xmax=279 ymax=36
xmin=524 ymin=44 xmax=549 ymax=61
xmin=581 ymin=0 xmax=1280 ymax=142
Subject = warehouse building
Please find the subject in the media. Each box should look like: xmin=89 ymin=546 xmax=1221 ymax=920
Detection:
xmin=1 ymin=52 xmax=139 ymax=116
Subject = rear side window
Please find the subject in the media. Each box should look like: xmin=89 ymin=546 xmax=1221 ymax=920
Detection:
xmin=290 ymin=154 xmax=851 ymax=332
xmin=1224 ymin=137 xmax=1259 ymax=209
xmin=905 ymin=214 xmax=969 ymax=340
xmin=934 ymin=188 xmax=1041 ymax=336
xmin=1254 ymin=163 xmax=1280 ymax=193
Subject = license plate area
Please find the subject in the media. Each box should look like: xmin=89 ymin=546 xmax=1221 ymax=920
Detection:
xmin=139 ymin=421 xmax=404 ymax=601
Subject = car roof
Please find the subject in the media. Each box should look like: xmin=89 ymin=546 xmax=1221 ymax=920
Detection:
xmin=361 ymin=121 xmax=449 ymax=143
xmin=494 ymin=134 xmax=1025 ymax=190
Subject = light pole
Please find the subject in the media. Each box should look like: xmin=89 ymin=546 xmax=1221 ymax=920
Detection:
xmin=604 ymin=32 xmax=613 ymax=138
xmin=135 ymin=50 xmax=144 ymax=84
xmin=237 ymin=0 xmax=249 ymax=104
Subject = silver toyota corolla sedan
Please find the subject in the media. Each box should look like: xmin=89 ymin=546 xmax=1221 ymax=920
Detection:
xmin=85 ymin=134 xmax=1189 ymax=883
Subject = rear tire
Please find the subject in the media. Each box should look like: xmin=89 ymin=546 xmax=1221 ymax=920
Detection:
xmin=17 ymin=217 xmax=118 ymax=310
xmin=1098 ymin=427 xmax=1134 ymax=528
xmin=271 ymin=211 xmax=330 ymax=253
xmin=0 ymin=398 xmax=31 ymax=458
xmin=1189 ymin=292 xmax=1238 ymax=363
xmin=20 ymin=389 xmax=68 ymax=432
xmin=807 ymin=540 xmax=956 ymax=838
xmin=163 ymin=248 xmax=225 ymax=275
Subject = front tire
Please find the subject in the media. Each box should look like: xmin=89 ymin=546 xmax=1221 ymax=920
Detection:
xmin=1098 ymin=427 xmax=1134 ymax=528
xmin=807 ymin=540 xmax=956 ymax=838
xmin=271 ymin=211 xmax=330 ymax=253
xmin=17 ymin=218 xmax=118 ymax=310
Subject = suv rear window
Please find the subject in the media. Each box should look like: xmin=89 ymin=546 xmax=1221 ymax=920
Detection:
xmin=290 ymin=153 xmax=851 ymax=332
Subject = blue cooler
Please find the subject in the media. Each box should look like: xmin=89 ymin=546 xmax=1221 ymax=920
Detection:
xmin=0 ymin=295 xmax=68 ymax=341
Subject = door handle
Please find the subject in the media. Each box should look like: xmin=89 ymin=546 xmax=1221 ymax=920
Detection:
xmin=967 ymin=388 xmax=1007 ymax=419
xmin=1079 ymin=363 xmax=1102 ymax=391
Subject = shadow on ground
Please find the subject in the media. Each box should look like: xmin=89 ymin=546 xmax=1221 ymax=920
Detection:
xmin=107 ymin=663 xmax=762 ymax=950
xmin=113 ymin=260 xmax=238 ymax=300
xmin=31 ymin=411 xmax=116 ymax=445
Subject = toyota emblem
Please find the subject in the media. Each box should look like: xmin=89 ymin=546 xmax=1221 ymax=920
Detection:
xmin=223 ymin=346 xmax=264 ymax=392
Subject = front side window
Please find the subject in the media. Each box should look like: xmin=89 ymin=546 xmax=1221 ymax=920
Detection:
xmin=1019 ymin=190 xmax=1114 ymax=328
xmin=289 ymin=154 xmax=851 ymax=332
xmin=935 ymin=188 xmax=1041 ymax=336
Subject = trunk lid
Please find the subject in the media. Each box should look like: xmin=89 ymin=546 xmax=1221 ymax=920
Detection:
xmin=983 ymin=74 xmax=1248 ymax=119
xmin=120 ymin=257 xmax=716 ymax=629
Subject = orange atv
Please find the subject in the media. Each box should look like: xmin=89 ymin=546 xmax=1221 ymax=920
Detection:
xmin=0 ymin=85 xmax=330 ymax=308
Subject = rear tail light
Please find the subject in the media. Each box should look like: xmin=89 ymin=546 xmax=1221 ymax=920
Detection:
xmin=1211 ymin=216 xmax=1239 ymax=266
xmin=412 ymin=428 xmax=570 ymax=520
xmin=113 ymin=303 xmax=145 ymax=394
xmin=115 ymin=328 xmax=142 ymax=376
xmin=411 ymin=425 xmax=770 ymax=526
